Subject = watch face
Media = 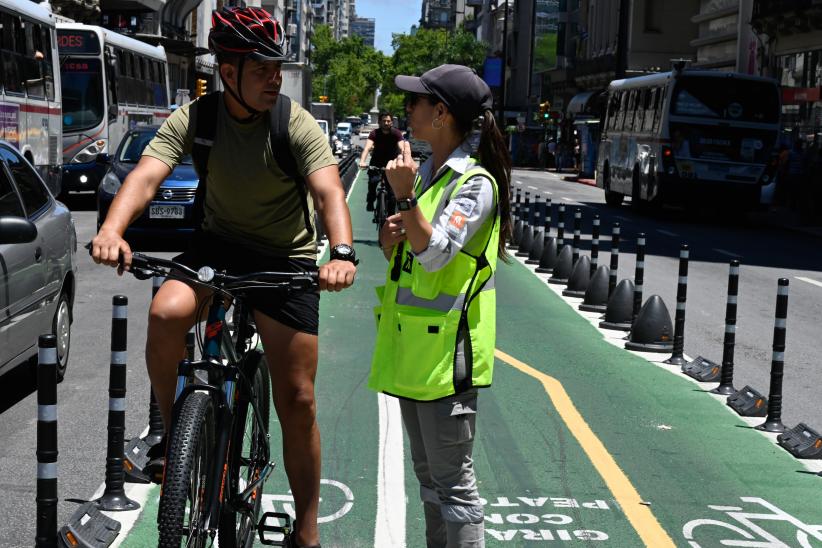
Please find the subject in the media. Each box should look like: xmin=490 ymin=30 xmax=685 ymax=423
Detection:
xmin=334 ymin=244 xmax=352 ymax=256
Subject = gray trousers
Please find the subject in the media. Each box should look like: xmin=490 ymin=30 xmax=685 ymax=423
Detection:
xmin=400 ymin=390 xmax=485 ymax=548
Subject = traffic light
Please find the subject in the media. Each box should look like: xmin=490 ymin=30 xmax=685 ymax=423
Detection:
xmin=195 ymin=78 xmax=207 ymax=98
xmin=319 ymin=95 xmax=329 ymax=103
xmin=540 ymin=101 xmax=551 ymax=122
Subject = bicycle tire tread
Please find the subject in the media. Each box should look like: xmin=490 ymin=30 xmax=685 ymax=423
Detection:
xmin=157 ymin=391 xmax=214 ymax=548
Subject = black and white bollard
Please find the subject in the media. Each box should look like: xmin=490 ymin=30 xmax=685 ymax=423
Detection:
xmin=571 ymin=209 xmax=582 ymax=266
xmin=632 ymin=233 xmax=646 ymax=326
xmin=556 ymin=203 xmax=566 ymax=252
xmin=517 ymin=195 xmax=538 ymax=257
xmin=713 ymin=260 xmax=740 ymax=395
xmin=527 ymin=198 xmax=549 ymax=264
xmin=509 ymin=188 xmax=522 ymax=248
xmin=36 ymin=335 xmax=58 ymax=548
xmin=590 ymin=215 xmax=600 ymax=277
xmin=534 ymin=201 xmax=558 ymax=273
xmin=756 ymin=279 xmax=789 ymax=433
xmin=146 ymin=276 xmax=165 ymax=446
xmin=608 ymin=222 xmax=620 ymax=297
xmin=664 ymin=245 xmax=689 ymax=366
xmin=95 ymin=296 xmax=139 ymax=511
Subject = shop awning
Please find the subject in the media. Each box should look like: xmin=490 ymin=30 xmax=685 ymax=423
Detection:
xmin=783 ymin=86 xmax=821 ymax=104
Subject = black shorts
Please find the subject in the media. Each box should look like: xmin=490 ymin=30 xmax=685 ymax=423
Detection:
xmin=174 ymin=233 xmax=320 ymax=335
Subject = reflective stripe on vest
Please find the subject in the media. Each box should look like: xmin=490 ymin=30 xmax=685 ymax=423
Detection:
xmin=395 ymin=275 xmax=496 ymax=312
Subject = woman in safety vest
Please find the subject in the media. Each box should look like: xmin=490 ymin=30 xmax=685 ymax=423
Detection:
xmin=369 ymin=64 xmax=512 ymax=547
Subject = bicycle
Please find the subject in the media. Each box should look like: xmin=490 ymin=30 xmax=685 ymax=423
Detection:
xmin=366 ymin=166 xmax=396 ymax=229
xmin=124 ymin=252 xmax=318 ymax=548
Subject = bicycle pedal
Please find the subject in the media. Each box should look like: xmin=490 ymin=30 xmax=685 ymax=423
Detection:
xmin=257 ymin=511 xmax=291 ymax=546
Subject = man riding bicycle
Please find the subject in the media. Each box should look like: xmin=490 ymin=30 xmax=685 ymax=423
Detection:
xmin=90 ymin=7 xmax=356 ymax=548
xmin=358 ymin=110 xmax=404 ymax=212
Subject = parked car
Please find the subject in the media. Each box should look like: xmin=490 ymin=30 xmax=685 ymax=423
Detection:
xmin=334 ymin=134 xmax=352 ymax=157
xmin=97 ymin=127 xmax=199 ymax=239
xmin=0 ymin=141 xmax=77 ymax=380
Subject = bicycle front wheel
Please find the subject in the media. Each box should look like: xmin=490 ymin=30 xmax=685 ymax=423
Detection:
xmin=218 ymin=351 xmax=272 ymax=548
xmin=158 ymin=391 xmax=215 ymax=548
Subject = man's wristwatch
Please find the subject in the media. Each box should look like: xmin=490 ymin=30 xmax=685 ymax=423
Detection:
xmin=331 ymin=244 xmax=359 ymax=265
xmin=396 ymin=197 xmax=418 ymax=211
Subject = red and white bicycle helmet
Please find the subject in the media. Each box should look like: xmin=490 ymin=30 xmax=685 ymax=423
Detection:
xmin=209 ymin=6 xmax=287 ymax=62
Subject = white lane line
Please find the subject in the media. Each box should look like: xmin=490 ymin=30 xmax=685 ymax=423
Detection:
xmin=561 ymin=196 xmax=574 ymax=202
xmin=545 ymin=191 xmax=553 ymax=195
xmin=796 ymin=276 xmax=822 ymax=289
xmin=656 ymin=229 xmax=678 ymax=237
xmin=528 ymin=185 xmax=538 ymax=190
xmin=374 ymin=393 xmax=406 ymax=547
xmin=713 ymin=248 xmax=741 ymax=258
xmin=615 ymin=216 xmax=628 ymax=221
xmin=515 ymin=180 xmax=524 ymax=185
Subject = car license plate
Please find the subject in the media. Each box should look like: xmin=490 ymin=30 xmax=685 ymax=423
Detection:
xmin=149 ymin=205 xmax=184 ymax=219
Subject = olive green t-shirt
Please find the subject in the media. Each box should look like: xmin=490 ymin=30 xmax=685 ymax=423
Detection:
xmin=143 ymin=95 xmax=337 ymax=260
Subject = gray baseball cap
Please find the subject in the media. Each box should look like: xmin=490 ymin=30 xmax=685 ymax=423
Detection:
xmin=395 ymin=64 xmax=493 ymax=125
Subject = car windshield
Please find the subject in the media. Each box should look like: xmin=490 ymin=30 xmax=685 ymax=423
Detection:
xmin=671 ymin=76 xmax=779 ymax=124
xmin=61 ymin=58 xmax=104 ymax=132
xmin=118 ymin=130 xmax=192 ymax=164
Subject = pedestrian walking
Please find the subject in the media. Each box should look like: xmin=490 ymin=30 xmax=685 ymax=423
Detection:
xmin=369 ymin=64 xmax=512 ymax=547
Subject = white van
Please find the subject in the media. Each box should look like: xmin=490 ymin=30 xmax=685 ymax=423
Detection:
xmin=316 ymin=119 xmax=330 ymax=145
xmin=336 ymin=122 xmax=352 ymax=138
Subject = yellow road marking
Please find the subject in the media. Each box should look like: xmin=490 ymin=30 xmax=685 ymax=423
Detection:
xmin=495 ymin=348 xmax=675 ymax=548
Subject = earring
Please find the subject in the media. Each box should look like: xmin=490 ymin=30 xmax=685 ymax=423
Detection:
xmin=432 ymin=118 xmax=443 ymax=130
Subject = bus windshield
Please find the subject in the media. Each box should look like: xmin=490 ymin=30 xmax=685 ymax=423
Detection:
xmin=671 ymin=76 xmax=779 ymax=124
xmin=61 ymin=58 xmax=104 ymax=132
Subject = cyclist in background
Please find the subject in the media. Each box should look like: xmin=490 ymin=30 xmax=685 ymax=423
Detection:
xmin=90 ymin=7 xmax=356 ymax=547
xmin=359 ymin=110 xmax=404 ymax=211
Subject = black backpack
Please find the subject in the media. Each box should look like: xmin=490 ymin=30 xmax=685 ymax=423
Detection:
xmin=190 ymin=92 xmax=313 ymax=236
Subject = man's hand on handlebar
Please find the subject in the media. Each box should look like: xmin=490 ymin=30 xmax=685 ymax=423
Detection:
xmin=90 ymin=228 xmax=132 ymax=275
xmin=359 ymin=162 xmax=368 ymax=170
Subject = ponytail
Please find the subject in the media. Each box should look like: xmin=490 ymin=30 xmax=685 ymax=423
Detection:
xmin=475 ymin=111 xmax=512 ymax=261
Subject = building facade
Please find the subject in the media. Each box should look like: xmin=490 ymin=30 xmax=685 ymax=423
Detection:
xmin=752 ymin=0 xmax=822 ymax=137
xmin=350 ymin=17 xmax=375 ymax=47
xmin=420 ymin=0 xmax=466 ymax=31
xmin=690 ymin=0 xmax=758 ymax=73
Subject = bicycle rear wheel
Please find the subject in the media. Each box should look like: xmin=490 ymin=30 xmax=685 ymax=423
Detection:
xmin=218 ymin=350 xmax=272 ymax=548
xmin=158 ymin=391 xmax=215 ymax=548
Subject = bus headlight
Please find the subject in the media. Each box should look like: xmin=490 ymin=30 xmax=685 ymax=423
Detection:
xmin=71 ymin=140 xmax=108 ymax=164
xmin=99 ymin=171 xmax=122 ymax=196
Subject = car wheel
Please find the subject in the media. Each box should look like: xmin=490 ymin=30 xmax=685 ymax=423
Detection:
xmin=52 ymin=291 xmax=71 ymax=381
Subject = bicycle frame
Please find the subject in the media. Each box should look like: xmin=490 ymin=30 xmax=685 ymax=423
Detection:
xmin=170 ymin=294 xmax=270 ymax=535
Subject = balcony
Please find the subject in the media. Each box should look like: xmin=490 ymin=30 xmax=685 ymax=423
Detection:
xmin=751 ymin=0 xmax=822 ymax=35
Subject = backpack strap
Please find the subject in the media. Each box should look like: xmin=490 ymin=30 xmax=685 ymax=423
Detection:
xmin=191 ymin=92 xmax=221 ymax=232
xmin=269 ymin=95 xmax=314 ymax=236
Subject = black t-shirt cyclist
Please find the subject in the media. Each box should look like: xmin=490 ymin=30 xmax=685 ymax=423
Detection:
xmin=367 ymin=127 xmax=404 ymax=167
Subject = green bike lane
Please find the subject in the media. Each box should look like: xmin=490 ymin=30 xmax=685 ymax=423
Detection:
xmin=119 ymin=172 xmax=822 ymax=547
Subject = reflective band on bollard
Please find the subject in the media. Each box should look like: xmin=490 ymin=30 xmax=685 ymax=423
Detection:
xmin=608 ymin=222 xmax=620 ymax=297
xmin=712 ymin=260 xmax=740 ymax=396
xmin=590 ymin=215 xmax=600 ymax=276
xmin=632 ymin=233 xmax=646 ymax=326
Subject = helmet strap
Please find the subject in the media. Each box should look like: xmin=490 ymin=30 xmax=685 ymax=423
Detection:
xmin=219 ymin=56 xmax=261 ymax=121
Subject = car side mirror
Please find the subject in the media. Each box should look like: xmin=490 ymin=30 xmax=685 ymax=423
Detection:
xmin=96 ymin=153 xmax=111 ymax=165
xmin=0 ymin=216 xmax=38 ymax=244
xmin=108 ymin=104 xmax=118 ymax=120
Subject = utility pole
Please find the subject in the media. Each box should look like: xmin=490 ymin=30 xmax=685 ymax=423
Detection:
xmin=615 ymin=0 xmax=630 ymax=79
xmin=498 ymin=0 xmax=509 ymax=123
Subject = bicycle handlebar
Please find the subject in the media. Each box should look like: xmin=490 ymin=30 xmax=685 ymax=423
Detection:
xmin=127 ymin=253 xmax=319 ymax=293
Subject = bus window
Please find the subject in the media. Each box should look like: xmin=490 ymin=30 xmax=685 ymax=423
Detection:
xmin=141 ymin=57 xmax=151 ymax=105
xmin=643 ymin=89 xmax=655 ymax=132
xmin=61 ymin=58 xmax=104 ymax=131
xmin=625 ymin=90 xmax=637 ymax=132
xmin=653 ymin=86 xmax=665 ymax=131
xmin=41 ymin=27 xmax=54 ymax=100
xmin=672 ymin=76 xmax=779 ymax=123
xmin=25 ymin=22 xmax=45 ymax=98
xmin=635 ymin=89 xmax=647 ymax=132
xmin=615 ymin=92 xmax=626 ymax=130
xmin=2 ymin=13 xmax=24 ymax=94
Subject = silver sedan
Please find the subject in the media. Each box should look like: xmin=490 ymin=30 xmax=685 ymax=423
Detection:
xmin=0 ymin=141 xmax=77 ymax=381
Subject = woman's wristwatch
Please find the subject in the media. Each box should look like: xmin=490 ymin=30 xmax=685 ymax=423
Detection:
xmin=396 ymin=197 xmax=418 ymax=211
xmin=331 ymin=243 xmax=359 ymax=265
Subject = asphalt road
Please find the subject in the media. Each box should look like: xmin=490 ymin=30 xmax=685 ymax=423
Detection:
xmin=0 ymin=168 xmax=820 ymax=547
xmin=510 ymin=168 xmax=822 ymax=431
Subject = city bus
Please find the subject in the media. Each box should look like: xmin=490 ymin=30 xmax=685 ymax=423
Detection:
xmin=57 ymin=23 xmax=170 ymax=194
xmin=596 ymin=68 xmax=781 ymax=211
xmin=0 ymin=0 xmax=63 ymax=194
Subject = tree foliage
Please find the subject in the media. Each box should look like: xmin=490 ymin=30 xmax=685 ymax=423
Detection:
xmin=309 ymin=24 xmax=489 ymax=119
xmin=381 ymin=28 xmax=489 ymax=117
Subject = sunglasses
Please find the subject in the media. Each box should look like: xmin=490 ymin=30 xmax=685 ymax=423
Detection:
xmin=404 ymin=93 xmax=435 ymax=107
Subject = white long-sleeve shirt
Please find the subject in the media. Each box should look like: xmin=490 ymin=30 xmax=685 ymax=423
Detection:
xmin=414 ymin=141 xmax=496 ymax=272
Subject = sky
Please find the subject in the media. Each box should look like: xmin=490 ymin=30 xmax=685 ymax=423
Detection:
xmin=355 ymin=0 xmax=421 ymax=55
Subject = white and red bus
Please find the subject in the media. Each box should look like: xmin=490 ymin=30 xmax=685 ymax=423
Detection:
xmin=596 ymin=67 xmax=781 ymax=211
xmin=0 ymin=0 xmax=63 ymax=194
xmin=57 ymin=23 xmax=170 ymax=194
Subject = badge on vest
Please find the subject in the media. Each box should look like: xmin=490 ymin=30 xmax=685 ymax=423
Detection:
xmin=402 ymin=250 xmax=413 ymax=274
xmin=447 ymin=209 xmax=468 ymax=237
